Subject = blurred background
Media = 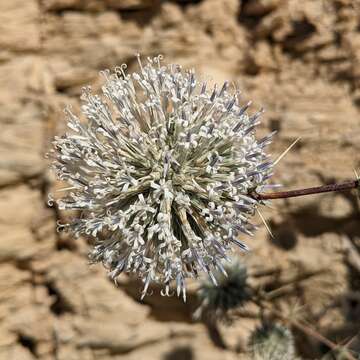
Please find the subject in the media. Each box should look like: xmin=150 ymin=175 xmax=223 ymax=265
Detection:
xmin=1 ymin=0 xmax=360 ymax=359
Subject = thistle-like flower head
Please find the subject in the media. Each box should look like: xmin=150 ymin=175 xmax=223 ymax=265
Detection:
xmin=49 ymin=55 xmax=274 ymax=300
xmin=249 ymin=322 xmax=296 ymax=360
xmin=194 ymin=261 xmax=251 ymax=322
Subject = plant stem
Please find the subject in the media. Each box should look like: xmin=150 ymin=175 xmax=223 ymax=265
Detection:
xmin=253 ymin=180 xmax=359 ymax=201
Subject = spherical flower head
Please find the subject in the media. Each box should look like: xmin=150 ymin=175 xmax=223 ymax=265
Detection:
xmin=249 ymin=322 xmax=296 ymax=360
xmin=49 ymin=55 xmax=274 ymax=301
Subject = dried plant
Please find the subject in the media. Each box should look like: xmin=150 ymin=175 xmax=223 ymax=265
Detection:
xmin=48 ymin=55 xmax=275 ymax=300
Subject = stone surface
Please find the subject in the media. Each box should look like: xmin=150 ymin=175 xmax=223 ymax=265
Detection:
xmin=0 ymin=0 xmax=40 ymax=52
xmin=0 ymin=0 xmax=359 ymax=358
xmin=44 ymin=251 xmax=150 ymax=323
xmin=0 ymin=57 xmax=51 ymax=186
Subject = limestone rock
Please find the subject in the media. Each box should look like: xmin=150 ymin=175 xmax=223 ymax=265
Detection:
xmin=0 ymin=186 xmax=54 ymax=263
xmin=0 ymin=0 xmax=359 ymax=358
xmin=75 ymin=320 xmax=193 ymax=353
xmin=242 ymin=0 xmax=280 ymax=16
xmin=45 ymin=251 xmax=150 ymax=323
xmin=0 ymin=346 xmax=36 ymax=360
xmin=0 ymin=57 xmax=51 ymax=186
xmin=0 ymin=0 xmax=40 ymax=52
xmin=105 ymin=0 xmax=158 ymax=10
xmin=0 ymin=186 xmax=42 ymax=226
xmin=43 ymin=0 xmax=103 ymax=11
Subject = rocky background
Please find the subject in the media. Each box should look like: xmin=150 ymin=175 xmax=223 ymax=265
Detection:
xmin=1 ymin=0 xmax=360 ymax=359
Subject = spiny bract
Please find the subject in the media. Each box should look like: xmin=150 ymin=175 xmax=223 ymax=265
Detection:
xmin=194 ymin=261 xmax=251 ymax=322
xmin=49 ymin=55 xmax=274 ymax=301
xmin=249 ymin=323 xmax=296 ymax=360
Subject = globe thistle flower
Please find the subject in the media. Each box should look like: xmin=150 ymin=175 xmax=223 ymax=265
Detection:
xmin=48 ymin=55 xmax=274 ymax=301
xmin=249 ymin=322 xmax=296 ymax=360
xmin=194 ymin=261 xmax=251 ymax=322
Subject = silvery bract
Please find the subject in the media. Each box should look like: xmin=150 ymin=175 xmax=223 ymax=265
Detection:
xmin=49 ymin=55 xmax=274 ymax=301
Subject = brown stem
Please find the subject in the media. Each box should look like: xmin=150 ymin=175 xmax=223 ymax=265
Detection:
xmin=254 ymin=180 xmax=359 ymax=201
